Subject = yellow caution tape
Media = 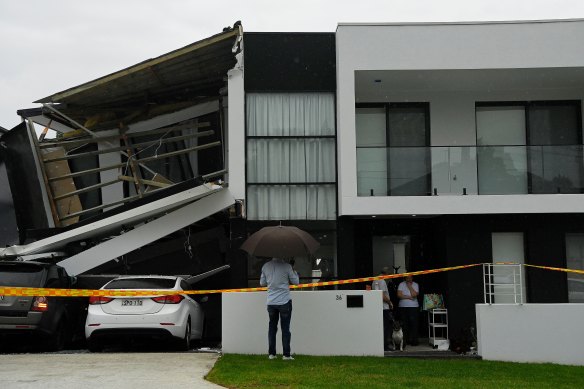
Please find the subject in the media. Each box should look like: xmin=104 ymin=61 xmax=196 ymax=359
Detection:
xmin=1 ymin=263 xmax=581 ymax=297
xmin=491 ymin=262 xmax=584 ymax=275
xmin=0 ymin=263 xmax=480 ymax=297
xmin=523 ymin=263 xmax=584 ymax=275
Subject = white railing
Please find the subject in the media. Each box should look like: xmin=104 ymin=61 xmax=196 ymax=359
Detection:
xmin=483 ymin=263 xmax=524 ymax=304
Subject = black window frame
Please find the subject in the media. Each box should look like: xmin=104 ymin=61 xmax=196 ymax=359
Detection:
xmin=355 ymin=102 xmax=431 ymax=196
xmin=475 ymin=100 xmax=583 ymax=194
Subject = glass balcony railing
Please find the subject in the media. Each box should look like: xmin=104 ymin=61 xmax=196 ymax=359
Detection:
xmin=356 ymin=145 xmax=584 ymax=196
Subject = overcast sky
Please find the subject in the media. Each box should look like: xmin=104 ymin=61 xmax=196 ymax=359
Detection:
xmin=1 ymin=0 xmax=584 ymax=129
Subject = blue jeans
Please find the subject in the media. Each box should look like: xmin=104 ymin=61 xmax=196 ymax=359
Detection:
xmin=267 ymin=300 xmax=292 ymax=357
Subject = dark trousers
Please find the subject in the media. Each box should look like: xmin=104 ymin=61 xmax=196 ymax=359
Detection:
xmin=400 ymin=307 xmax=419 ymax=346
xmin=383 ymin=309 xmax=394 ymax=350
xmin=267 ymin=300 xmax=292 ymax=357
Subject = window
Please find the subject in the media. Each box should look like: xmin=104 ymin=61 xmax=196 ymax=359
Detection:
xmin=565 ymin=233 xmax=584 ymax=303
xmin=476 ymin=105 xmax=528 ymax=194
xmin=246 ymin=93 xmax=336 ymax=220
xmin=476 ymin=101 xmax=583 ymax=194
xmin=105 ymin=278 xmax=176 ymax=289
xmin=356 ymin=103 xmax=430 ymax=196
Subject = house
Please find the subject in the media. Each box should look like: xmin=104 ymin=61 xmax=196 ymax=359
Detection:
xmin=2 ymin=19 xmax=584 ymax=352
xmin=227 ymin=19 xmax=584 ymax=339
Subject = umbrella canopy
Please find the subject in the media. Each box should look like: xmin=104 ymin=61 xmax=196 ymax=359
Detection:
xmin=240 ymin=226 xmax=320 ymax=258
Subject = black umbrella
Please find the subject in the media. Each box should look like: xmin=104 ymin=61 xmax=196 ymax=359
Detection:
xmin=240 ymin=225 xmax=320 ymax=258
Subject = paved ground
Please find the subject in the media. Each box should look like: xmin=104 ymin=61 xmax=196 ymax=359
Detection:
xmin=0 ymin=351 xmax=223 ymax=389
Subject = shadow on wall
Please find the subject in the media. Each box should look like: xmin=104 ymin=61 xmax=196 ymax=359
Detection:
xmin=0 ymin=158 xmax=18 ymax=247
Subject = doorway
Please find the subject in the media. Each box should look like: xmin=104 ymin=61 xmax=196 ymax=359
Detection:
xmin=372 ymin=235 xmax=411 ymax=275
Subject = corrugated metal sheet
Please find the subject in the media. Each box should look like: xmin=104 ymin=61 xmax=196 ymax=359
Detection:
xmin=34 ymin=27 xmax=240 ymax=132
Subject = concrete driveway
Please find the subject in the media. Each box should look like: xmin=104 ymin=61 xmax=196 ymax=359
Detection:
xmin=0 ymin=351 xmax=223 ymax=389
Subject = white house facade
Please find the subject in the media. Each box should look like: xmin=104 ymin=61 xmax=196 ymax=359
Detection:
xmin=228 ymin=20 xmax=584 ymax=338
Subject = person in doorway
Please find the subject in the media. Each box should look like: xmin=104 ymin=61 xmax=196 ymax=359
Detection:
xmin=260 ymin=257 xmax=300 ymax=360
xmin=397 ymin=275 xmax=420 ymax=346
xmin=372 ymin=267 xmax=394 ymax=351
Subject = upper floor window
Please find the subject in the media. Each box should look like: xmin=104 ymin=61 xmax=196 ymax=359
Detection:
xmin=476 ymin=101 xmax=583 ymax=194
xmin=246 ymin=93 xmax=336 ymax=220
xmin=356 ymin=103 xmax=430 ymax=196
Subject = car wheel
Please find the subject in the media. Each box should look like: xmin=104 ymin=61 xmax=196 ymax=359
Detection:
xmin=87 ymin=339 xmax=103 ymax=352
xmin=179 ymin=318 xmax=191 ymax=351
xmin=46 ymin=321 xmax=66 ymax=352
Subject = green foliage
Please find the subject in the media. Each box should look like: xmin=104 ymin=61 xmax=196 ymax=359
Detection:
xmin=207 ymin=354 xmax=584 ymax=389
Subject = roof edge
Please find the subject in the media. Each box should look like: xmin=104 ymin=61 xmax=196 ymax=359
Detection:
xmin=337 ymin=18 xmax=584 ymax=29
xmin=35 ymin=28 xmax=240 ymax=104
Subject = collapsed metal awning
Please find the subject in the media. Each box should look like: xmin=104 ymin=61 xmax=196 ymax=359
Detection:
xmin=33 ymin=25 xmax=241 ymax=132
xmin=0 ymin=184 xmax=235 ymax=275
xmin=8 ymin=24 xmax=243 ymax=233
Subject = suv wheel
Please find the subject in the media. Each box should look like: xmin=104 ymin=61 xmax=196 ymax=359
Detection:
xmin=46 ymin=321 xmax=66 ymax=352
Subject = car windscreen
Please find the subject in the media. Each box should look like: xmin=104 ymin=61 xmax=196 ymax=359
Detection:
xmin=104 ymin=278 xmax=176 ymax=290
xmin=0 ymin=265 xmax=45 ymax=287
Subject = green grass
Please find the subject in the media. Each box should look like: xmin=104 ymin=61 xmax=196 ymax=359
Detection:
xmin=206 ymin=354 xmax=584 ymax=389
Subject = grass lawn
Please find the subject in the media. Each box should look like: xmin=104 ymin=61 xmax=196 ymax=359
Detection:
xmin=206 ymin=354 xmax=584 ymax=389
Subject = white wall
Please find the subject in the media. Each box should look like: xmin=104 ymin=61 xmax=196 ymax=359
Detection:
xmin=222 ymin=291 xmax=384 ymax=356
xmin=337 ymin=20 xmax=584 ymax=216
xmin=98 ymin=141 xmax=124 ymax=210
xmin=227 ymin=66 xmax=246 ymax=201
xmin=476 ymin=304 xmax=584 ymax=366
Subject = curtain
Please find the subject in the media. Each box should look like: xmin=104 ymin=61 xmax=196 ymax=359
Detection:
xmin=246 ymin=93 xmax=336 ymax=220
xmin=247 ymin=138 xmax=335 ymax=183
xmin=247 ymin=185 xmax=336 ymax=220
xmin=247 ymin=93 xmax=335 ymax=136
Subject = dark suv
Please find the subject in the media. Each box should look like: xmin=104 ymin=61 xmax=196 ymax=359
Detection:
xmin=0 ymin=261 xmax=86 ymax=351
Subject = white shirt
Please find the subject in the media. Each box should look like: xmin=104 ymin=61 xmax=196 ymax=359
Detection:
xmin=372 ymin=279 xmax=390 ymax=310
xmin=398 ymin=281 xmax=419 ymax=308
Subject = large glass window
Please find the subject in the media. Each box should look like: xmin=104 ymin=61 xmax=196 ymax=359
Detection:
xmin=246 ymin=93 xmax=336 ymax=220
xmin=356 ymin=103 xmax=430 ymax=196
xmin=477 ymin=106 xmax=528 ymax=194
xmin=476 ymin=101 xmax=583 ymax=195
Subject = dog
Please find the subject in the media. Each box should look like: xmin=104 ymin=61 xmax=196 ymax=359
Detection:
xmin=392 ymin=321 xmax=404 ymax=351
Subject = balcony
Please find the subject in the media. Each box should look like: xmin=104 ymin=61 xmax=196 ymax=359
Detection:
xmin=357 ymin=145 xmax=584 ymax=196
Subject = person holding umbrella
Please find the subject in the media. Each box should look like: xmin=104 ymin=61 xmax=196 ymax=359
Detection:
xmin=260 ymin=257 xmax=299 ymax=360
xmin=241 ymin=225 xmax=320 ymax=360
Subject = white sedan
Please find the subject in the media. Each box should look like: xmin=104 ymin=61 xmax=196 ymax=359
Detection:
xmin=85 ymin=276 xmax=204 ymax=351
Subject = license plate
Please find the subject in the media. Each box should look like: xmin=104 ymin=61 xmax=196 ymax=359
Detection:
xmin=121 ymin=299 xmax=142 ymax=306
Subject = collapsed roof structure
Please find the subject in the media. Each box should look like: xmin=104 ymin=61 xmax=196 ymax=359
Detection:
xmin=0 ymin=23 xmax=244 ymax=278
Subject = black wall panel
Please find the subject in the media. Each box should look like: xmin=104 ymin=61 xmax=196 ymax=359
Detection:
xmin=244 ymin=33 xmax=336 ymax=92
xmin=0 ymin=158 xmax=18 ymax=246
xmin=336 ymin=217 xmax=356 ymax=282
xmin=525 ymin=215 xmax=570 ymax=303
xmin=443 ymin=217 xmax=491 ymax=337
xmin=1 ymin=123 xmax=49 ymax=242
